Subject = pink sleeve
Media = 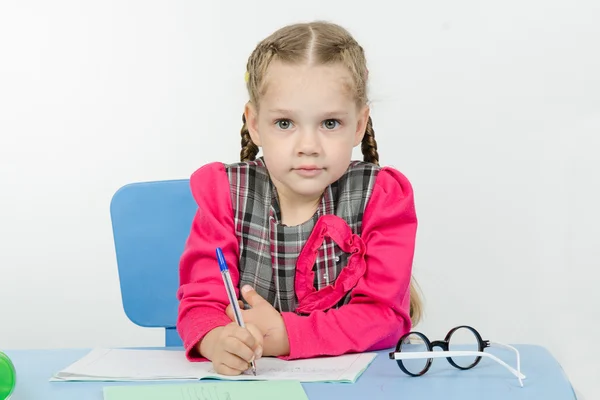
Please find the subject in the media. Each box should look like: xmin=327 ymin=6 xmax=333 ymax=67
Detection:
xmin=176 ymin=162 xmax=240 ymax=361
xmin=280 ymin=167 xmax=417 ymax=360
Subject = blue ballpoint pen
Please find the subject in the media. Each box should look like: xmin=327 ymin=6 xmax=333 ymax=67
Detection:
xmin=216 ymin=247 xmax=256 ymax=375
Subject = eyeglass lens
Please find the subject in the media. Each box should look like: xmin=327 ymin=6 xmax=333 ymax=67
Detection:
xmin=398 ymin=332 xmax=431 ymax=375
xmin=447 ymin=326 xmax=481 ymax=368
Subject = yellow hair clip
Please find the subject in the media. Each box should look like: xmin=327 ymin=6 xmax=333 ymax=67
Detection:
xmin=244 ymin=71 xmax=250 ymax=83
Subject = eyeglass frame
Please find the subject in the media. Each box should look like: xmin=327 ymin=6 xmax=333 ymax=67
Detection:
xmin=388 ymin=325 xmax=525 ymax=387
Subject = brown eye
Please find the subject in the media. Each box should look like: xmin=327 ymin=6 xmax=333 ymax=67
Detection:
xmin=323 ymin=119 xmax=340 ymax=130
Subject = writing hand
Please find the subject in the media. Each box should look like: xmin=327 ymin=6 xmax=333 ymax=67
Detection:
xmin=226 ymin=285 xmax=290 ymax=357
xmin=198 ymin=322 xmax=263 ymax=376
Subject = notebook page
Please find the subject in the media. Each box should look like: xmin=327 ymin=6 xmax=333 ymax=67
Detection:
xmin=52 ymin=348 xmax=205 ymax=381
xmin=199 ymin=352 xmax=377 ymax=383
xmin=51 ymin=348 xmax=377 ymax=383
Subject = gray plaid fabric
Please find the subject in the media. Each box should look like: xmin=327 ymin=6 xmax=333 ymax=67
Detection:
xmin=226 ymin=157 xmax=379 ymax=313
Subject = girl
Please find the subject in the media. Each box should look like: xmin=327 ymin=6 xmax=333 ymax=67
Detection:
xmin=176 ymin=20 xmax=422 ymax=376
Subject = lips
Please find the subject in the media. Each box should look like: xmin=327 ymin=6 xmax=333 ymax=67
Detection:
xmin=293 ymin=166 xmax=324 ymax=177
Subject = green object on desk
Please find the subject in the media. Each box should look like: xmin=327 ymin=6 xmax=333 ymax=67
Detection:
xmin=103 ymin=380 xmax=309 ymax=400
xmin=0 ymin=351 xmax=16 ymax=400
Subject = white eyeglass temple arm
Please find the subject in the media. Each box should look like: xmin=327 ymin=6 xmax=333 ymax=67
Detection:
xmin=390 ymin=351 xmax=525 ymax=387
xmin=489 ymin=341 xmax=521 ymax=375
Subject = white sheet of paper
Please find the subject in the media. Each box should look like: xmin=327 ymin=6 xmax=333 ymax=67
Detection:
xmin=50 ymin=348 xmax=377 ymax=383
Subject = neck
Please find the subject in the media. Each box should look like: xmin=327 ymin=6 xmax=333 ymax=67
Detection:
xmin=277 ymin=191 xmax=322 ymax=227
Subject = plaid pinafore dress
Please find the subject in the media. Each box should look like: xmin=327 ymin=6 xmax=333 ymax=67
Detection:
xmin=225 ymin=157 xmax=379 ymax=314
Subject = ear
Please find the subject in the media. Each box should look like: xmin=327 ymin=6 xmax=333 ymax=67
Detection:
xmin=353 ymin=105 xmax=369 ymax=146
xmin=244 ymin=102 xmax=261 ymax=146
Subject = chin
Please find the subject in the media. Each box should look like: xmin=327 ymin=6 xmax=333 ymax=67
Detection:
xmin=289 ymin=184 xmax=329 ymax=199
xmin=296 ymin=190 xmax=325 ymax=199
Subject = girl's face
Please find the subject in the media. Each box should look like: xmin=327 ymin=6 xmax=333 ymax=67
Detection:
xmin=245 ymin=60 xmax=369 ymax=205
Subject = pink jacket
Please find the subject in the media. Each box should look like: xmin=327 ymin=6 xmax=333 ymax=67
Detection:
xmin=176 ymin=162 xmax=417 ymax=361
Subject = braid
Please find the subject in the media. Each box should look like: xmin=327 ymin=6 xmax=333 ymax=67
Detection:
xmin=240 ymin=113 xmax=259 ymax=162
xmin=361 ymin=116 xmax=379 ymax=166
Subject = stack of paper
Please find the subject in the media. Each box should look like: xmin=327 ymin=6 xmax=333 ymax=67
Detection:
xmin=51 ymin=348 xmax=377 ymax=383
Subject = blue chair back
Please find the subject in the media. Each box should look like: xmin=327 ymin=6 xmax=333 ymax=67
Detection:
xmin=109 ymin=179 xmax=196 ymax=346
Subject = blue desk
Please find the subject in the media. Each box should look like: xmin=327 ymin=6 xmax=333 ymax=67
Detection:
xmin=5 ymin=345 xmax=576 ymax=399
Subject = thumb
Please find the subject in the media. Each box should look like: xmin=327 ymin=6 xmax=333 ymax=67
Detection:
xmin=241 ymin=285 xmax=267 ymax=307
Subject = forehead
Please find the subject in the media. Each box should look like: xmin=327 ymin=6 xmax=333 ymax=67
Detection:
xmin=260 ymin=61 xmax=357 ymax=111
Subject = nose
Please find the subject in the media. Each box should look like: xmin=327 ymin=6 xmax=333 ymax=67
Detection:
xmin=295 ymin=129 xmax=322 ymax=156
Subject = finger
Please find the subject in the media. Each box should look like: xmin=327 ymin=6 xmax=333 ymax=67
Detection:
xmin=240 ymin=285 xmax=269 ymax=308
xmin=225 ymin=304 xmax=235 ymax=321
xmin=226 ymin=304 xmax=250 ymax=324
xmin=238 ymin=300 xmax=245 ymax=309
xmin=221 ymin=349 xmax=253 ymax=372
xmin=245 ymin=323 xmax=264 ymax=359
xmin=222 ymin=321 xmax=241 ymax=335
xmin=222 ymin=336 xmax=255 ymax=363
xmin=214 ymin=363 xmax=242 ymax=376
xmin=230 ymin=325 xmax=257 ymax=350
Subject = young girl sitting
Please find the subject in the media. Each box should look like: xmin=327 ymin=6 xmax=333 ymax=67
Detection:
xmin=176 ymin=20 xmax=422 ymax=376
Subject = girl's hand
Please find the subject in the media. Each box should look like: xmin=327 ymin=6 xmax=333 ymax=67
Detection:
xmin=226 ymin=285 xmax=290 ymax=357
xmin=198 ymin=322 xmax=263 ymax=376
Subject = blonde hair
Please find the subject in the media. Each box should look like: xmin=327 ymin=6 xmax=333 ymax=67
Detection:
xmin=239 ymin=21 xmax=423 ymax=326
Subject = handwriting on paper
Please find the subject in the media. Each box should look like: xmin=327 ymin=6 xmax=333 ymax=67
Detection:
xmin=241 ymin=366 xmax=348 ymax=376
xmin=201 ymin=353 xmax=378 ymax=382
xmin=55 ymin=348 xmax=374 ymax=384
xmin=208 ymin=366 xmax=348 ymax=379
xmin=179 ymin=386 xmax=232 ymax=400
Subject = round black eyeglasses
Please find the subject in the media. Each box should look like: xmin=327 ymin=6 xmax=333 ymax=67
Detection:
xmin=388 ymin=325 xmax=525 ymax=386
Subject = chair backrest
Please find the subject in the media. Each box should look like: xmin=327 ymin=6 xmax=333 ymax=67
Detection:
xmin=109 ymin=179 xmax=196 ymax=346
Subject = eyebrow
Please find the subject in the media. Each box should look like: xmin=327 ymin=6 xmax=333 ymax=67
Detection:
xmin=266 ymin=108 xmax=349 ymax=118
xmin=266 ymin=108 xmax=293 ymax=115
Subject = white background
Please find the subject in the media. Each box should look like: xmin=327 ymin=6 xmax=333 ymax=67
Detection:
xmin=1 ymin=0 xmax=598 ymax=398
